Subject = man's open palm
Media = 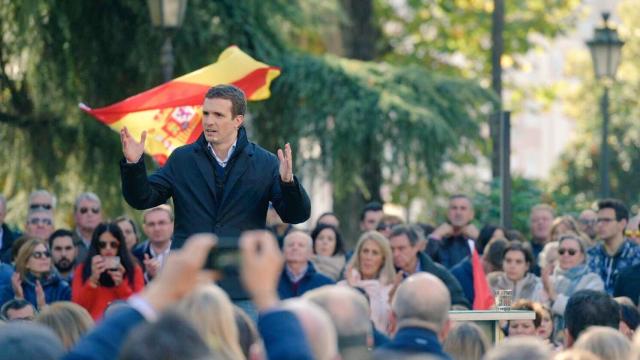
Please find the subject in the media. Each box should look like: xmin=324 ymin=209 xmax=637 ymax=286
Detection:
xmin=277 ymin=143 xmax=294 ymax=183
xmin=120 ymin=126 xmax=146 ymax=163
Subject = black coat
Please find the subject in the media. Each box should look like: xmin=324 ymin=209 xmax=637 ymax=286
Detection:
xmin=418 ymin=252 xmax=471 ymax=309
xmin=121 ymin=127 xmax=311 ymax=248
xmin=0 ymin=224 xmax=17 ymax=263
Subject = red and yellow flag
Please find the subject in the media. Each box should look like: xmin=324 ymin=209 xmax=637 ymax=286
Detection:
xmin=80 ymin=46 xmax=281 ymax=165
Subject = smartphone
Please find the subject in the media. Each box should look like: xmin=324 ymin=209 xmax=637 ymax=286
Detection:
xmin=104 ymin=256 xmax=120 ymax=271
xmin=204 ymin=237 xmax=240 ymax=272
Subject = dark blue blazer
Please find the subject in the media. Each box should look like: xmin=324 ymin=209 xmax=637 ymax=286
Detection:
xmin=121 ymin=127 xmax=311 ymax=248
xmin=277 ymin=261 xmax=334 ymax=299
xmin=450 ymin=257 xmax=474 ymax=306
xmin=374 ymin=327 xmax=451 ymax=360
xmin=0 ymin=224 xmax=17 ymax=263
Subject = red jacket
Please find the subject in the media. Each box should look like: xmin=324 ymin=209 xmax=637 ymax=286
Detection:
xmin=71 ymin=263 xmax=144 ymax=320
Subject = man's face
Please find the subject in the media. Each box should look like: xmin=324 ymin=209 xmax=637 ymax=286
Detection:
xmin=25 ymin=211 xmax=54 ymax=240
xmin=530 ymin=209 xmax=553 ymax=240
xmin=51 ymin=235 xmax=76 ymax=272
xmin=360 ymin=210 xmax=383 ymax=231
xmin=447 ymin=197 xmax=474 ymax=228
xmin=143 ymin=210 xmax=174 ymax=245
xmin=6 ymin=306 xmax=35 ymax=321
xmin=202 ymin=98 xmax=243 ymax=146
xmin=390 ymin=234 xmax=419 ymax=272
xmin=284 ymin=233 xmax=311 ymax=264
xmin=578 ymin=210 xmax=598 ymax=238
xmin=74 ymin=199 xmax=102 ymax=232
xmin=597 ymin=208 xmax=626 ymax=242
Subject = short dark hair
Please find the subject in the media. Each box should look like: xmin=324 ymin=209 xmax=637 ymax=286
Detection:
xmin=565 ymin=290 xmax=620 ymax=340
xmin=120 ymin=311 xmax=214 ymax=360
xmin=360 ymin=202 xmax=383 ymax=221
xmin=1 ymin=298 xmax=35 ymax=320
xmin=619 ymin=303 xmax=640 ymax=331
xmin=48 ymin=229 xmax=74 ymax=249
xmin=310 ymin=224 xmax=345 ymax=256
xmin=477 ymin=224 xmax=504 ymax=255
xmin=597 ymin=198 xmax=629 ymax=222
xmin=204 ymin=84 xmax=247 ymax=118
xmin=484 ymin=238 xmax=509 ymax=271
xmin=389 ymin=224 xmax=423 ymax=246
xmin=502 ymin=241 xmax=534 ymax=266
xmin=510 ymin=299 xmax=542 ymax=328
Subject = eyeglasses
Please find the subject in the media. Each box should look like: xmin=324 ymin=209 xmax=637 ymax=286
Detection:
xmin=29 ymin=203 xmax=52 ymax=211
xmin=98 ymin=241 xmax=119 ymax=250
xmin=28 ymin=218 xmax=53 ymax=226
xmin=31 ymin=250 xmax=51 ymax=259
xmin=579 ymin=218 xmax=596 ymax=226
xmin=79 ymin=207 xmax=100 ymax=215
xmin=596 ymin=217 xmax=616 ymax=224
xmin=558 ymin=248 xmax=578 ymax=256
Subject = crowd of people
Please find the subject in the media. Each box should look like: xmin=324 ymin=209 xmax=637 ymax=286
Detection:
xmin=1 ymin=188 xmax=640 ymax=359
xmin=1 ymin=84 xmax=640 ymax=359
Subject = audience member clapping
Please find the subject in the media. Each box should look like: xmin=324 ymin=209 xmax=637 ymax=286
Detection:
xmin=341 ymin=230 xmax=395 ymax=334
xmin=35 ymin=301 xmax=94 ymax=349
xmin=71 ymin=223 xmax=144 ymax=320
xmin=0 ymin=238 xmax=71 ymax=310
xmin=310 ymin=223 xmax=346 ymax=281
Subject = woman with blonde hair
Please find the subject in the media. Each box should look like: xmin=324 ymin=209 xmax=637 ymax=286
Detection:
xmin=339 ymin=230 xmax=395 ymax=334
xmin=574 ymin=326 xmax=631 ymax=360
xmin=443 ymin=322 xmax=489 ymax=360
xmin=176 ymin=284 xmax=245 ymax=360
xmin=36 ymin=301 xmax=94 ymax=349
xmin=0 ymin=238 xmax=71 ymax=310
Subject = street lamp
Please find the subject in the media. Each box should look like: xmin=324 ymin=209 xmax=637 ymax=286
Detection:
xmin=147 ymin=0 xmax=188 ymax=82
xmin=586 ymin=12 xmax=624 ymax=198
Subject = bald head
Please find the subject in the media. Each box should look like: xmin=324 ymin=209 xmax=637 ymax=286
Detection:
xmin=304 ymin=285 xmax=371 ymax=348
xmin=392 ymin=273 xmax=451 ymax=331
xmin=282 ymin=298 xmax=338 ymax=360
xmin=283 ymin=231 xmax=313 ymax=264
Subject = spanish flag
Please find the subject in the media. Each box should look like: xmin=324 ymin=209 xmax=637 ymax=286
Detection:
xmin=472 ymin=248 xmax=495 ymax=310
xmin=80 ymin=46 xmax=280 ymax=165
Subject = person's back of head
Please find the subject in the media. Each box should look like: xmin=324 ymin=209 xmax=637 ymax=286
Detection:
xmin=392 ymin=273 xmax=450 ymax=334
xmin=442 ymin=322 xmax=489 ymax=360
xmin=35 ymin=301 xmax=94 ymax=350
xmin=483 ymin=238 xmax=509 ymax=272
xmin=553 ymin=349 xmax=600 ymax=360
xmin=564 ymin=290 xmax=620 ymax=346
xmin=304 ymin=285 xmax=371 ymax=355
xmin=483 ymin=336 xmax=551 ymax=360
xmin=1 ymin=298 xmax=36 ymax=321
xmin=0 ymin=322 xmax=64 ymax=360
xmin=233 ymin=305 xmax=260 ymax=360
xmin=282 ymin=298 xmax=339 ymax=360
xmin=574 ymin=326 xmax=630 ymax=360
xmin=119 ymin=311 xmax=217 ymax=360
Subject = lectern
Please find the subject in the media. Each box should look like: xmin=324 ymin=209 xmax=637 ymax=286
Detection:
xmin=449 ymin=310 xmax=536 ymax=343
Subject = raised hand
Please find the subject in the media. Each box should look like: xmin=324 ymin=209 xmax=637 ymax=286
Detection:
xmin=239 ymin=230 xmax=284 ymax=310
xmin=109 ymin=264 xmax=125 ymax=287
xmin=120 ymin=126 xmax=147 ymax=163
xmin=89 ymin=255 xmax=107 ymax=286
xmin=11 ymin=272 xmax=24 ymax=299
xmin=277 ymin=143 xmax=294 ymax=183
xmin=143 ymin=253 xmax=161 ymax=279
xmin=35 ymin=280 xmax=46 ymax=309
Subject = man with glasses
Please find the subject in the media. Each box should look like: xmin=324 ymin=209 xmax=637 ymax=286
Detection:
xmin=577 ymin=209 xmax=598 ymax=242
xmin=24 ymin=209 xmax=55 ymax=241
xmin=587 ymin=198 xmax=640 ymax=295
xmin=27 ymin=190 xmax=56 ymax=213
xmin=132 ymin=205 xmax=174 ymax=282
xmin=72 ymin=192 xmax=103 ymax=263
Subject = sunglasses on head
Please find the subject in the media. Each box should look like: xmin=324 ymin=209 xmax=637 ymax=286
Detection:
xmin=558 ymin=248 xmax=578 ymax=256
xmin=32 ymin=250 xmax=51 ymax=259
xmin=28 ymin=218 xmax=52 ymax=226
xmin=79 ymin=207 xmax=100 ymax=215
xmin=29 ymin=203 xmax=52 ymax=211
xmin=98 ymin=241 xmax=119 ymax=250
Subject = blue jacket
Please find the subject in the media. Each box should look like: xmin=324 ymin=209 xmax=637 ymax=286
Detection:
xmin=0 ymin=272 xmax=71 ymax=310
xmin=66 ymin=305 xmax=314 ymax=360
xmin=450 ymin=257 xmax=474 ymax=306
xmin=374 ymin=327 xmax=451 ymax=359
xmin=121 ymin=127 xmax=311 ymax=249
xmin=416 ymin=252 xmax=470 ymax=309
xmin=277 ymin=261 xmax=334 ymax=299
xmin=588 ymin=239 xmax=640 ymax=294
xmin=427 ymin=235 xmax=471 ymax=269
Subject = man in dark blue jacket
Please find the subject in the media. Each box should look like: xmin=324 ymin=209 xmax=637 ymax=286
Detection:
xmin=277 ymin=231 xmax=334 ymax=299
xmin=119 ymin=84 xmax=311 ymax=249
xmin=374 ymin=273 xmax=452 ymax=360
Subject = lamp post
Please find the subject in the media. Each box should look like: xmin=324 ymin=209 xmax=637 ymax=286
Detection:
xmin=147 ymin=0 xmax=188 ymax=82
xmin=586 ymin=12 xmax=624 ymax=198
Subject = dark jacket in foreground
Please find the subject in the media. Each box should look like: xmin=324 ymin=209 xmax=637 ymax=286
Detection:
xmin=417 ymin=252 xmax=471 ymax=309
xmin=120 ymin=127 xmax=311 ymax=248
xmin=277 ymin=261 xmax=334 ymax=299
xmin=374 ymin=327 xmax=451 ymax=360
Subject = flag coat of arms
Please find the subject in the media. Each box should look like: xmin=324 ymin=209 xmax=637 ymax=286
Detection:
xmin=81 ymin=46 xmax=280 ymax=165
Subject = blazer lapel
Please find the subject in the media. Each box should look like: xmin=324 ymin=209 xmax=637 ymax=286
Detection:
xmin=193 ymin=149 xmax=218 ymax=202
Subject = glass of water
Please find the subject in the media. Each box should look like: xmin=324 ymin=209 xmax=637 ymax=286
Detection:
xmin=495 ymin=289 xmax=512 ymax=311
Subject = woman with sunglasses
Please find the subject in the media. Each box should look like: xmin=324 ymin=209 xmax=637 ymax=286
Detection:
xmin=72 ymin=222 xmax=144 ymax=320
xmin=0 ymin=238 xmax=71 ymax=310
xmin=541 ymin=234 xmax=604 ymax=333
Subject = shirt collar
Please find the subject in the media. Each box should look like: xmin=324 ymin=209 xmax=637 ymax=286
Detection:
xmin=207 ymin=139 xmax=238 ymax=168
